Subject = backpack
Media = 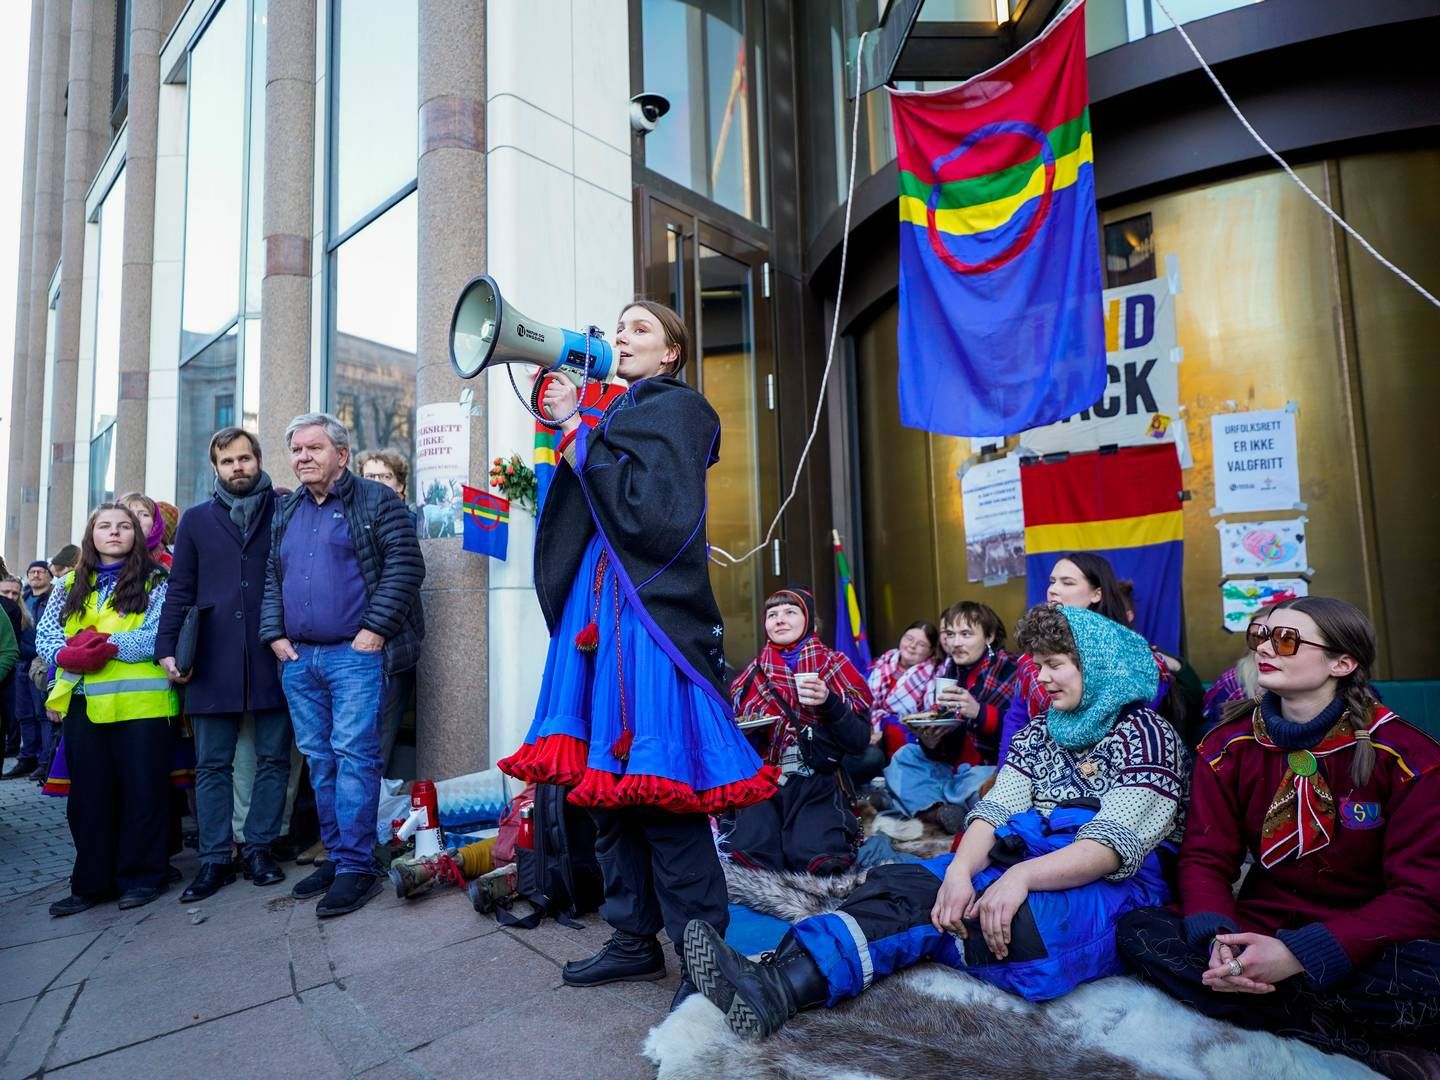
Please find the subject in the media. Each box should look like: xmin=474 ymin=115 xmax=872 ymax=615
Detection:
xmin=496 ymin=783 xmax=604 ymax=929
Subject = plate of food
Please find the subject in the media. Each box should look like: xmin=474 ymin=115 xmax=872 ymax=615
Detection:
xmin=737 ymin=714 xmax=780 ymax=730
xmin=900 ymin=710 xmax=959 ymax=730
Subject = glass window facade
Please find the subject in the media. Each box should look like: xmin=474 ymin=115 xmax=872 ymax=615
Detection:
xmin=331 ymin=0 xmax=418 ymax=237
xmin=89 ymin=167 xmax=126 ymax=509
xmin=327 ymin=1 xmax=418 ymax=471
xmin=177 ymin=0 xmax=266 ymax=502
xmin=330 ymin=193 xmax=417 ymax=457
xmin=641 ymin=0 xmax=768 ymax=223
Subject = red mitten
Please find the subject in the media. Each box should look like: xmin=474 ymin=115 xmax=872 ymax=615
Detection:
xmin=57 ymin=636 xmax=119 ymax=674
xmin=64 ymin=627 xmax=106 ymax=648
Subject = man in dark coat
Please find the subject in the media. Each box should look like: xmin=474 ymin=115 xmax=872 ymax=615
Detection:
xmin=261 ymin=413 xmax=425 ymax=918
xmin=157 ymin=428 xmax=292 ymax=901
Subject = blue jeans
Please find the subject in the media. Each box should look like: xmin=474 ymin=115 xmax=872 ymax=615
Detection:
xmin=193 ymin=708 xmax=292 ymax=863
xmin=280 ymin=643 xmax=386 ymax=875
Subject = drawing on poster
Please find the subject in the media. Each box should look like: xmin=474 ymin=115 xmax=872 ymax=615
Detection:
xmin=1221 ymin=577 xmax=1309 ymax=632
xmin=1211 ymin=408 xmax=1301 ymax=513
xmin=1217 ymin=519 xmax=1308 ymax=576
xmin=961 ymin=455 xmax=1026 ymax=583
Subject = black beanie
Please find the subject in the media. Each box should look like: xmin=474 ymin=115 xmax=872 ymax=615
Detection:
xmin=765 ymin=585 xmax=816 ymax=641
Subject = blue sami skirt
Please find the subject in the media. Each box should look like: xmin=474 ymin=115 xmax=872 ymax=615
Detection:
xmin=499 ymin=534 xmax=775 ymax=814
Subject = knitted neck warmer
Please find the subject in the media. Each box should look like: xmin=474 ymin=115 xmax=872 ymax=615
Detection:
xmin=1045 ymin=607 xmax=1160 ymax=751
xmin=1259 ymin=691 xmax=1347 ymax=749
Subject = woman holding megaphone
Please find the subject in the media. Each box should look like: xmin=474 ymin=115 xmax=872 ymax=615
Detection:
xmin=499 ymin=300 xmax=778 ymax=1007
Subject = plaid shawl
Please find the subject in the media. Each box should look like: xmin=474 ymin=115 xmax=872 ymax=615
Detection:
xmin=867 ymin=648 xmax=940 ymax=723
xmin=732 ymin=634 xmax=872 ymax=763
xmin=921 ymin=648 xmax=1021 ymax=765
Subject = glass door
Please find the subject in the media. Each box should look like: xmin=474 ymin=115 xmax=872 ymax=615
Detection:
xmin=643 ymin=197 xmax=780 ymax=661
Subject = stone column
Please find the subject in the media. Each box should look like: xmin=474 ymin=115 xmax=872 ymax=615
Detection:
xmin=416 ymin=0 xmax=488 ymax=776
xmin=257 ymin=0 xmax=316 ymax=465
xmin=112 ymin=0 xmax=163 ymax=496
xmin=18 ymin=0 xmax=70 ymax=562
xmin=5 ymin=0 xmax=46 ymax=566
xmin=47 ymin=0 xmax=116 ymax=548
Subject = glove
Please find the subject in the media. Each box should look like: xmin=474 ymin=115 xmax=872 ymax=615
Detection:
xmin=56 ymin=635 xmax=119 ymax=674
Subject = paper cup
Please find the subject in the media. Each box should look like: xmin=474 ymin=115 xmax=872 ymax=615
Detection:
xmin=794 ymin=672 xmax=820 ymax=686
xmin=934 ymin=677 xmax=959 ymax=695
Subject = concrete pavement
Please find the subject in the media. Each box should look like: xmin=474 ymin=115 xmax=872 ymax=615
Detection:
xmin=0 ymin=772 xmax=667 ymax=1079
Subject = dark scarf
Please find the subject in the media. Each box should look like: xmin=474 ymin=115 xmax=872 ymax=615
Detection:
xmin=1254 ymin=692 xmax=1355 ymax=868
xmin=214 ymin=471 xmax=274 ymax=535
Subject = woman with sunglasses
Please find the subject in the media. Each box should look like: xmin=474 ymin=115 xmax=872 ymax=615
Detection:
xmin=1118 ymin=596 xmax=1440 ymax=1074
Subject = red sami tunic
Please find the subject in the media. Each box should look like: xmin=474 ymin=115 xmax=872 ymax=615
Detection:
xmin=1179 ymin=706 xmax=1440 ymax=986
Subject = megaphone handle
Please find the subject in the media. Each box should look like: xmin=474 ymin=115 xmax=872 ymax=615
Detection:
xmin=509 ymin=325 xmax=601 ymax=429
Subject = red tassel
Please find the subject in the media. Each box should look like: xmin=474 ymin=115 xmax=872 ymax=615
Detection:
xmin=610 ymin=728 xmax=634 ymax=762
xmin=574 ymin=623 xmax=599 ymax=653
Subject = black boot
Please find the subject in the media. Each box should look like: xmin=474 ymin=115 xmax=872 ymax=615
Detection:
xmin=2 ymin=757 xmax=38 ymax=780
xmin=180 ymin=861 xmax=237 ymax=902
xmin=683 ymin=923 xmax=829 ymax=1040
xmin=561 ymin=931 xmax=666 ymax=987
xmin=243 ymin=848 xmax=286 ymax=887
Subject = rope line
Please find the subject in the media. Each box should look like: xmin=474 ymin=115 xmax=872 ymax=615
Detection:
xmin=1150 ymin=0 xmax=1438 ymax=310
xmin=709 ymin=31 xmax=870 ymax=567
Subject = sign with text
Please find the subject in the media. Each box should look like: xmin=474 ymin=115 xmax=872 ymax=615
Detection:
xmin=414 ymin=401 xmax=470 ymax=539
xmin=1009 ymin=276 xmax=1180 ymax=456
xmin=1210 ymin=408 xmax=1301 ymax=513
xmin=961 ymin=455 xmax=1025 ymax=582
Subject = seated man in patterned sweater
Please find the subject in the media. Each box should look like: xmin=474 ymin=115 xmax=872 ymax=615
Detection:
xmin=684 ymin=603 xmax=1189 ymax=1040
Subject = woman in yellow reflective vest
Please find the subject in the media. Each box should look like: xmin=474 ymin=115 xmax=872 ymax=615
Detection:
xmin=37 ymin=503 xmax=178 ymax=916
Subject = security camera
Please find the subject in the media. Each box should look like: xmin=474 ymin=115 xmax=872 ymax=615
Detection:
xmin=629 ymin=92 xmax=671 ymax=135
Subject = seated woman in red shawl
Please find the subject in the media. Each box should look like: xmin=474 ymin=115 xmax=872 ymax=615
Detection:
xmin=1119 ymin=596 xmax=1440 ymax=1076
xmin=724 ymin=587 xmax=873 ymax=875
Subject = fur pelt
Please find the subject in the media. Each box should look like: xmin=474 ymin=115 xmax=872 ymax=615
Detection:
xmin=723 ymin=861 xmax=866 ymax=922
xmin=644 ymin=965 xmax=1380 ymax=1080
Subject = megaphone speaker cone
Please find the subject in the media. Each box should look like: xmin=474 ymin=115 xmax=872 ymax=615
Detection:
xmin=449 ymin=275 xmax=501 ymax=380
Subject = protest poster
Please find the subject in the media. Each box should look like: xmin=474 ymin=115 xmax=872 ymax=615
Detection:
xmin=1216 ymin=518 xmax=1309 ymax=576
xmin=1013 ymin=276 xmax=1181 ymax=455
xmin=414 ymin=402 xmax=470 ymax=539
xmin=1211 ymin=408 xmax=1301 ymax=513
xmin=1220 ymin=577 xmax=1308 ymax=633
xmin=960 ymin=455 xmax=1025 ymax=582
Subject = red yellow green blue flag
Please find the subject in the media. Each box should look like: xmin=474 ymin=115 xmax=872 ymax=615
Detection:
xmin=462 ymin=485 xmax=510 ymax=561
xmin=833 ymin=530 xmax=872 ymax=670
xmin=890 ymin=0 xmax=1105 ymax=438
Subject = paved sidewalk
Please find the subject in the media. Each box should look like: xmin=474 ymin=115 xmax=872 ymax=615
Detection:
xmin=0 ymin=762 xmax=74 ymax=902
xmin=0 ymin=778 xmax=667 ymax=1079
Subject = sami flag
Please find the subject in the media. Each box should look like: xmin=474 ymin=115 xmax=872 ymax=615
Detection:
xmin=1020 ymin=442 xmax=1184 ymax=654
xmin=890 ymin=0 xmax=1105 ymax=438
xmin=462 ymin=485 xmax=510 ymax=561
xmin=533 ymin=376 xmax=627 ymax=513
xmin=832 ymin=531 xmax=872 ymax=670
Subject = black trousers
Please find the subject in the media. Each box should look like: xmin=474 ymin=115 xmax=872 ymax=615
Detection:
xmin=63 ymin=699 xmax=171 ymax=895
xmin=588 ymin=806 xmax=728 ymax=955
xmin=842 ymin=744 xmax=887 ymax=787
xmin=721 ymin=771 xmax=860 ymax=875
xmin=1117 ymin=907 xmax=1440 ymax=1056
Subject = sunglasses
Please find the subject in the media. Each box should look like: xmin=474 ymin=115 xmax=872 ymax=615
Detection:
xmin=1245 ymin=622 xmax=1331 ymax=657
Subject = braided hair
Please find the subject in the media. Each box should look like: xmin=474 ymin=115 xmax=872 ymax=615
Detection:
xmin=1267 ymin=595 xmax=1379 ymax=786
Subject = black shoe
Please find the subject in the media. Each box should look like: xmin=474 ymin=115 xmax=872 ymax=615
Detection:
xmin=270 ymin=834 xmax=299 ymax=863
xmin=670 ymin=977 xmax=698 ymax=1012
xmin=2 ymin=757 xmax=38 ymax=780
xmin=180 ymin=861 xmax=237 ymax=902
xmin=292 ymin=861 xmax=337 ymax=900
xmin=118 ymin=887 xmax=163 ymax=911
xmin=315 ymin=872 xmax=383 ymax=918
xmin=243 ymin=849 xmax=286 ymax=887
xmin=167 ymin=864 xmax=184 ymax=885
xmin=561 ymin=931 xmax=666 ymax=987
xmin=683 ymin=923 xmax=828 ymax=1041
xmin=49 ymin=893 xmax=101 ymax=918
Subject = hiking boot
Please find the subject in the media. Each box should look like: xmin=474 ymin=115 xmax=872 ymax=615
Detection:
xmin=2 ymin=757 xmax=38 ymax=780
xmin=683 ymin=923 xmax=829 ymax=1041
xmin=561 ymin=931 xmax=666 ymax=987
xmin=292 ymin=861 xmax=337 ymax=899
xmin=315 ymin=872 xmax=383 ymax=918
